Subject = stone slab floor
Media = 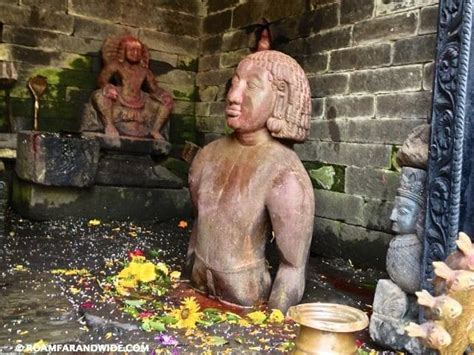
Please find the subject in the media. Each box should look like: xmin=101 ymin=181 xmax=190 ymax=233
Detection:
xmin=0 ymin=210 xmax=389 ymax=354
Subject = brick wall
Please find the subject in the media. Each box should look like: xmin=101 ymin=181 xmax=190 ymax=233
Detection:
xmin=0 ymin=0 xmax=204 ymax=147
xmin=197 ymin=0 xmax=439 ymax=268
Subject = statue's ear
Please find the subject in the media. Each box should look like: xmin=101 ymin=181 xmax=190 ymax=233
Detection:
xmin=268 ymin=79 xmax=288 ymax=134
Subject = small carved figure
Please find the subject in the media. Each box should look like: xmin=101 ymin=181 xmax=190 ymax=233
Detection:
xmin=405 ymin=321 xmax=452 ymax=350
xmin=82 ymin=35 xmax=173 ymax=140
xmin=187 ymin=50 xmax=314 ymax=312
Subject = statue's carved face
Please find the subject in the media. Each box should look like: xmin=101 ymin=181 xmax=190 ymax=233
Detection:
xmin=124 ymin=40 xmax=142 ymax=64
xmin=390 ymin=196 xmax=421 ymax=234
xmin=226 ymin=60 xmax=276 ymax=133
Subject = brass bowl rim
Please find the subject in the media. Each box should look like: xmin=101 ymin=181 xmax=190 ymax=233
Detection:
xmin=287 ymin=302 xmax=369 ymax=333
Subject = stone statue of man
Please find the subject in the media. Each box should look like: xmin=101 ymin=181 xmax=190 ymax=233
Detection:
xmin=187 ymin=50 xmax=314 ymax=312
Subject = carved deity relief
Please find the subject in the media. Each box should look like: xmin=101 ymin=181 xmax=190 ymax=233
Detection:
xmin=187 ymin=50 xmax=314 ymax=312
xmin=81 ymin=35 xmax=173 ymax=141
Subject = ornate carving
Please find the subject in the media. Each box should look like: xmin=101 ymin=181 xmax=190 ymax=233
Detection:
xmin=422 ymin=0 xmax=473 ymax=291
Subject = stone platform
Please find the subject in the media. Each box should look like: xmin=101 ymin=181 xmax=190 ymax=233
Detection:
xmin=12 ymin=176 xmax=191 ymax=221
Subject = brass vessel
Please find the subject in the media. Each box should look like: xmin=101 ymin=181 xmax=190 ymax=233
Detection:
xmin=288 ymin=303 xmax=369 ymax=355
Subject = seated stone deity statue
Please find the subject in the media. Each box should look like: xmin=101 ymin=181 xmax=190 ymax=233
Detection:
xmin=82 ymin=35 xmax=173 ymax=140
xmin=387 ymin=166 xmax=427 ymax=293
xmin=187 ymin=50 xmax=314 ymax=312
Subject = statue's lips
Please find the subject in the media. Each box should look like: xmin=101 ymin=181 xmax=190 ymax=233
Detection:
xmin=226 ymin=107 xmax=241 ymax=118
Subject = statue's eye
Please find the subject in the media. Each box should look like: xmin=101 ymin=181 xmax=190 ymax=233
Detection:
xmin=247 ymin=81 xmax=259 ymax=89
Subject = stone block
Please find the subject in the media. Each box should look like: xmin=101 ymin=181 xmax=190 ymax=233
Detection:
xmin=195 ymin=102 xmax=210 ymax=117
xmin=74 ymin=17 xmax=138 ymax=41
xmin=149 ymin=51 xmax=178 ymax=71
xmin=376 ymin=91 xmax=432 ymax=119
xmin=306 ymin=27 xmax=352 ymax=53
xmin=423 ymin=62 xmax=435 ymax=91
xmin=196 ymin=115 xmax=227 ymax=133
xmin=310 ymin=0 xmax=338 ymax=7
xmin=231 ymin=0 xmax=266 ymax=29
xmin=341 ymin=0 xmax=374 ymax=24
xmin=311 ymin=216 xmax=393 ymax=269
xmin=201 ymin=34 xmax=223 ymax=55
xmin=309 ymin=118 xmax=426 ymax=144
xmin=196 ymin=68 xmax=233 ymax=86
xmin=314 ymin=189 xmax=364 ymax=225
xmin=295 ymin=142 xmax=392 ymax=168
xmin=157 ymin=69 xmax=195 ymax=86
xmin=311 ymin=98 xmax=324 ymax=118
xmin=16 ymin=131 xmax=100 ymax=187
xmin=345 ymin=166 xmax=399 ymax=200
xmin=369 ymin=312 xmax=424 ymax=353
xmin=325 ymin=95 xmax=374 ymax=119
xmin=173 ymin=100 xmax=194 ymax=115
xmin=308 ymin=73 xmax=349 ymax=98
xmin=372 ymin=279 xmax=409 ymax=316
xmin=362 ymin=198 xmax=393 ymax=232
xmin=420 ymin=5 xmax=439 ymax=34
xmin=0 ymin=3 xmax=74 ymax=34
xmin=12 ymin=176 xmax=192 ymax=222
xmin=95 ymin=154 xmax=183 ymax=188
xmin=209 ymin=101 xmax=226 ymax=116
xmin=329 ymin=44 xmax=391 ymax=71
xmin=68 ymin=0 xmax=121 ymax=22
xmin=221 ymin=30 xmax=254 ymax=52
xmin=2 ymin=25 xmax=60 ymax=48
xmin=220 ymin=48 xmax=250 ymax=68
xmin=393 ymin=34 xmax=436 ymax=65
xmin=203 ymin=9 xmax=232 ymax=35
xmin=198 ymin=86 xmax=219 ymax=102
xmin=139 ymin=29 xmax=199 ymax=56
xmin=207 ymin=0 xmax=239 ymax=13
xmin=300 ymin=53 xmax=328 ymax=74
xmin=353 ymin=12 xmax=418 ymax=44
xmin=349 ymin=65 xmax=422 ymax=93
xmin=199 ymin=54 xmax=220 ymax=72
xmin=300 ymin=4 xmax=339 ymax=35
xmin=375 ymin=0 xmax=437 ymax=16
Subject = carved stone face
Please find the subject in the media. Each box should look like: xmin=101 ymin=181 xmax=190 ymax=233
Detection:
xmin=390 ymin=196 xmax=422 ymax=234
xmin=225 ymin=60 xmax=276 ymax=133
xmin=124 ymin=40 xmax=142 ymax=64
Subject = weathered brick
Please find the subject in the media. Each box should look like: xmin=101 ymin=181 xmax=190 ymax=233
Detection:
xmin=207 ymin=0 xmax=239 ymax=13
xmin=315 ymin=189 xmax=365 ymax=225
xmin=195 ymin=102 xmax=210 ymax=116
xmin=157 ymin=70 xmax=195 ymax=86
xmin=376 ymin=91 xmax=432 ymax=119
xmin=196 ymin=115 xmax=227 ymax=133
xmin=300 ymin=53 xmax=328 ymax=74
xmin=310 ymin=0 xmax=338 ymax=8
xmin=301 ymin=4 xmax=339 ymax=35
xmin=309 ymin=118 xmax=426 ymax=144
xmin=341 ymin=0 xmax=374 ymax=24
xmin=139 ymin=29 xmax=199 ymax=56
xmin=2 ymin=25 xmax=59 ymax=47
xmin=231 ymin=0 xmax=266 ymax=29
xmin=330 ymin=44 xmax=391 ymax=71
xmin=152 ymin=0 xmax=203 ymax=16
xmin=375 ymin=0 xmax=437 ymax=16
xmin=353 ymin=12 xmax=418 ymax=44
xmin=201 ymin=35 xmax=223 ymax=55
xmin=20 ymin=0 xmax=67 ymax=11
xmin=220 ymin=48 xmax=250 ymax=68
xmin=271 ymin=16 xmax=302 ymax=43
xmin=0 ymin=3 xmax=74 ymax=34
xmin=420 ymin=5 xmax=439 ymax=34
xmin=68 ymin=0 xmax=121 ymax=22
xmin=199 ymin=132 xmax=225 ymax=146
xmin=393 ymin=34 xmax=436 ymax=65
xmin=149 ymin=50 xmax=178 ymax=68
xmin=209 ymin=101 xmax=226 ymax=116
xmin=173 ymin=100 xmax=194 ymax=115
xmin=311 ymin=98 xmax=325 ymax=118
xmin=203 ymin=9 xmax=232 ymax=35
xmin=326 ymin=95 xmax=374 ymax=119
xmin=278 ymin=38 xmax=305 ymax=56
xmin=199 ymin=54 xmax=220 ymax=72
xmin=74 ymin=17 xmax=138 ymax=40
xmin=362 ymin=199 xmax=393 ymax=233
xmin=295 ymin=141 xmax=392 ymax=168
xmin=196 ymin=68 xmax=234 ymax=86
xmin=345 ymin=166 xmax=399 ymax=200
xmin=198 ymin=86 xmax=219 ymax=102
xmin=349 ymin=65 xmax=422 ymax=93
xmin=221 ymin=30 xmax=254 ymax=52
xmin=309 ymin=73 xmax=349 ymax=97
xmin=306 ymin=27 xmax=352 ymax=53
xmin=311 ymin=216 xmax=392 ymax=269
xmin=423 ymin=62 xmax=435 ymax=91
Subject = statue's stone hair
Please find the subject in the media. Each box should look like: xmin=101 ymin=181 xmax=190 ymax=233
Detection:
xmin=241 ymin=50 xmax=311 ymax=142
xmin=398 ymin=167 xmax=427 ymax=206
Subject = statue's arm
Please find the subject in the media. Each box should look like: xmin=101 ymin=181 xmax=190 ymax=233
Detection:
xmin=266 ymin=169 xmax=315 ymax=312
xmin=97 ymin=62 xmax=119 ymax=88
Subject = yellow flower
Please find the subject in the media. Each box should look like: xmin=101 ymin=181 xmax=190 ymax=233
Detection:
xmin=156 ymin=262 xmax=169 ymax=276
xmin=268 ymin=309 xmax=285 ymax=323
xmin=238 ymin=318 xmax=251 ymax=327
xmin=88 ymin=219 xmax=101 ymax=226
xmin=247 ymin=310 xmax=267 ymax=325
xmin=136 ymin=262 xmax=156 ymax=282
xmin=169 ymin=297 xmax=202 ymax=329
xmin=170 ymin=271 xmax=181 ymax=280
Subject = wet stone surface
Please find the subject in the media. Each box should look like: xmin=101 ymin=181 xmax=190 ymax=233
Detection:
xmin=0 ymin=211 xmax=386 ymax=353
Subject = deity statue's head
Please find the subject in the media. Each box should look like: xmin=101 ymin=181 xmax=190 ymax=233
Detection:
xmin=390 ymin=167 xmax=427 ymax=234
xmin=226 ymin=50 xmax=311 ymax=142
xmin=117 ymin=36 xmax=149 ymax=68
